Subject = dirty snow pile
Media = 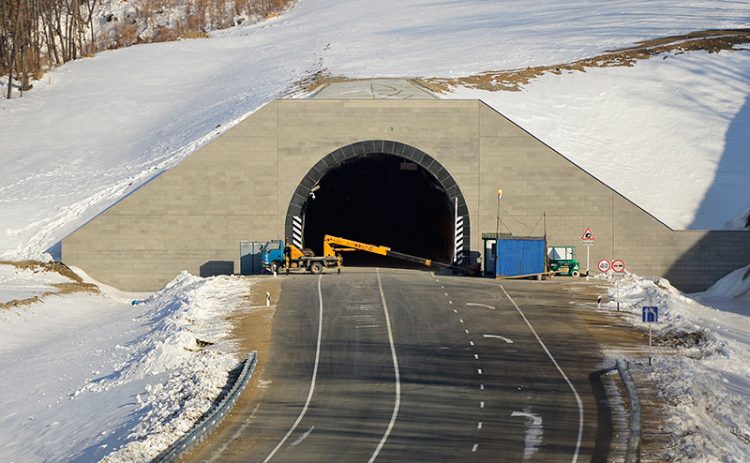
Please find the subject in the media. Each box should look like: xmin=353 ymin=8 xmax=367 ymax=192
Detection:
xmin=2 ymin=0 xmax=750 ymax=261
xmin=600 ymin=269 xmax=750 ymax=460
xmin=0 ymin=270 xmax=251 ymax=462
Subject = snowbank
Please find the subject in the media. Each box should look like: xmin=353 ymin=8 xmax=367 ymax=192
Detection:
xmin=0 ymin=271 xmax=252 ymax=462
xmin=599 ymin=272 xmax=750 ymax=461
xmin=698 ymin=264 xmax=750 ymax=304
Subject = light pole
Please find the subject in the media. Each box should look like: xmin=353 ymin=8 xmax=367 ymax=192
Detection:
xmin=495 ymin=188 xmax=503 ymax=239
xmin=495 ymin=188 xmax=503 ymax=271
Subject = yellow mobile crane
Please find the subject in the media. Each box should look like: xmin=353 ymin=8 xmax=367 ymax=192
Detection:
xmin=261 ymin=234 xmax=441 ymax=274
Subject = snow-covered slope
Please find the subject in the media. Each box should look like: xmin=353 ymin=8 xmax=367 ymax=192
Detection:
xmin=449 ymin=49 xmax=750 ymax=230
xmin=0 ymin=269 xmax=250 ymax=462
xmin=2 ymin=0 xmax=750 ymax=259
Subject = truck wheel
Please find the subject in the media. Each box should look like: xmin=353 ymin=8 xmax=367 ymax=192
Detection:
xmin=572 ymin=271 xmax=580 ymax=277
xmin=310 ymin=262 xmax=323 ymax=274
xmin=270 ymin=262 xmax=280 ymax=274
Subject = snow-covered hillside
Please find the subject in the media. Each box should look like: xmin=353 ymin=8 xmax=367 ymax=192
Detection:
xmin=2 ymin=0 xmax=750 ymax=260
xmin=0 ymin=268 xmax=251 ymax=462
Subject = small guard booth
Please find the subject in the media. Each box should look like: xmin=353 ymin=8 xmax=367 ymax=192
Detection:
xmin=483 ymin=233 xmax=547 ymax=278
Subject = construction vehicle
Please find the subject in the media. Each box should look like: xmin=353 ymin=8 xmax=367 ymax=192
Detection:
xmin=547 ymin=245 xmax=580 ymax=277
xmin=260 ymin=239 xmax=337 ymax=274
xmin=260 ymin=235 xmax=441 ymax=274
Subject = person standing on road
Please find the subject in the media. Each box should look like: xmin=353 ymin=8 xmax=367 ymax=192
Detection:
xmin=337 ymin=254 xmax=342 ymax=274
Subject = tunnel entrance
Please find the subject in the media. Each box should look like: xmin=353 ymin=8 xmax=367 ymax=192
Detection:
xmin=304 ymin=153 xmax=453 ymax=266
xmin=285 ymin=141 xmax=471 ymax=268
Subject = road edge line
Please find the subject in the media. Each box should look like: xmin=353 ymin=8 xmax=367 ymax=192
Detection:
xmin=499 ymin=285 xmax=584 ymax=463
xmin=369 ymin=268 xmax=402 ymax=463
xmin=263 ymin=274 xmax=324 ymax=462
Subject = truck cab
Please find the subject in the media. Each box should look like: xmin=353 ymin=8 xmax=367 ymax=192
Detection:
xmin=260 ymin=240 xmax=285 ymax=272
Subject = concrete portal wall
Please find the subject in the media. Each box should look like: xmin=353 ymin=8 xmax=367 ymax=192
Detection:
xmin=476 ymin=104 xmax=750 ymax=290
xmin=63 ymin=99 xmax=750 ymax=291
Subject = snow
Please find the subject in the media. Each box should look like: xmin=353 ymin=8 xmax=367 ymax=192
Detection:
xmin=2 ymin=1 xmax=750 ymax=461
xmin=447 ymin=49 xmax=750 ymax=230
xmin=0 ymin=263 xmax=72 ymax=304
xmin=598 ymin=271 xmax=750 ymax=461
xmin=0 ymin=270 xmax=251 ymax=462
xmin=2 ymin=0 xmax=750 ymax=260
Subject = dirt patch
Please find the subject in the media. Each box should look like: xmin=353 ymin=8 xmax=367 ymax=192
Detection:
xmin=418 ymin=29 xmax=750 ymax=93
xmin=296 ymin=29 xmax=750 ymax=95
xmin=0 ymin=260 xmax=99 ymax=310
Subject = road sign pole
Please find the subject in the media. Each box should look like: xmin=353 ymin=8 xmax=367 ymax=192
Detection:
xmin=616 ymin=278 xmax=620 ymax=312
xmin=585 ymin=244 xmax=590 ymax=280
xmin=649 ymin=325 xmax=652 ymax=366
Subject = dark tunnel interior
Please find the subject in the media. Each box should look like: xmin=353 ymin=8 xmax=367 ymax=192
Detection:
xmin=302 ymin=153 xmax=455 ymax=267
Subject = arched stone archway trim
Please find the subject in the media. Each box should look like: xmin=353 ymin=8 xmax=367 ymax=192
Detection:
xmin=284 ymin=140 xmax=471 ymax=265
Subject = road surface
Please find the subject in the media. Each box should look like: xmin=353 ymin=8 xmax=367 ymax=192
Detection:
xmin=190 ymin=268 xmax=614 ymax=462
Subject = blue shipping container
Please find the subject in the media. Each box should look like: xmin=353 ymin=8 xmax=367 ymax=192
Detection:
xmin=496 ymin=238 xmax=546 ymax=277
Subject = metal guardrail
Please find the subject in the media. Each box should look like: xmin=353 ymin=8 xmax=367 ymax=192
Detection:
xmin=152 ymin=351 xmax=258 ymax=463
xmin=616 ymin=359 xmax=641 ymax=463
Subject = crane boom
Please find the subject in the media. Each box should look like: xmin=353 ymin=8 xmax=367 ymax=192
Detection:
xmin=323 ymin=235 xmax=390 ymax=257
xmin=323 ymin=234 xmax=435 ymax=267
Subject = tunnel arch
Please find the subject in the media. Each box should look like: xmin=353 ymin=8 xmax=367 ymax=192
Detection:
xmin=284 ymin=140 xmax=471 ymax=266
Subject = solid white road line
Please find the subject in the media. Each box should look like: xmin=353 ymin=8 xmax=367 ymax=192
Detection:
xmin=499 ymin=285 xmax=584 ymax=463
xmin=466 ymin=302 xmax=496 ymax=310
xmin=369 ymin=268 xmax=402 ymax=463
xmin=263 ymin=275 xmax=325 ymax=463
xmin=483 ymin=334 xmax=514 ymax=344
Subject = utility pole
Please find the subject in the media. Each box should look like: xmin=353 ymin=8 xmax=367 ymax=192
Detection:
xmin=495 ymin=188 xmax=503 ymax=271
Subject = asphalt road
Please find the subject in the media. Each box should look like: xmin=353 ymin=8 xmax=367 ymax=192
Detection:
xmin=191 ymin=268 xmax=611 ymax=462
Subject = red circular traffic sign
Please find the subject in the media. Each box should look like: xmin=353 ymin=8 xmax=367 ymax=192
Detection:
xmin=612 ymin=259 xmax=625 ymax=273
xmin=597 ymin=259 xmax=611 ymax=272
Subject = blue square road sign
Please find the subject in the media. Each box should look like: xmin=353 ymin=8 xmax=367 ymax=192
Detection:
xmin=642 ymin=306 xmax=659 ymax=323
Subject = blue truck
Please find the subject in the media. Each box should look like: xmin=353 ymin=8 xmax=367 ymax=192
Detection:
xmin=260 ymin=240 xmax=338 ymax=274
